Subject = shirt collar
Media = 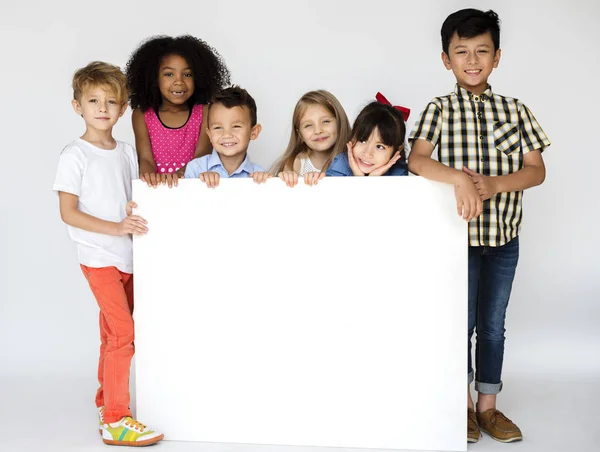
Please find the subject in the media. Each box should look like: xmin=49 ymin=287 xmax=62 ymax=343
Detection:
xmin=207 ymin=149 xmax=253 ymax=176
xmin=454 ymin=84 xmax=493 ymax=102
xmin=207 ymin=149 xmax=223 ymax=171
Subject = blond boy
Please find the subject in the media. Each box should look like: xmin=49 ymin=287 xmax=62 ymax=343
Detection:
xmin=53 ymin=61 xmax=163 ymax=447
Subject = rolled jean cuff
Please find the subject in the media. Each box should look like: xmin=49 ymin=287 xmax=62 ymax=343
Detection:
xmin=468 ymin=371 xmax=474 ymax=385
xmin=475 ymin=380 xmax=503 ymax=395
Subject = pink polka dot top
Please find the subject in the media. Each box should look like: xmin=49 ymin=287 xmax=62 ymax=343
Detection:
xmin=144 ymin=104 xmax=203 ymax=174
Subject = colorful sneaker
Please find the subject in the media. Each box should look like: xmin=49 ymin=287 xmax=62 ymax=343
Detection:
xmin=467 ymin=408 xmax=481 ymax=443
xmin=477 ymin=409 xmax=523 ymax=443
xmin=101 ymin=416 xmax=164 ymax=447
xmin=98 ymin=406 xmax=104 ymax=435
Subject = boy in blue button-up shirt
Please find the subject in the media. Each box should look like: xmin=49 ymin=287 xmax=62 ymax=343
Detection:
xmin=185 ymin=86 xmax=269 ymax=186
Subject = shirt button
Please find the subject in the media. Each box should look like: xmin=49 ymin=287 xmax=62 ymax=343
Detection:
xmin=479 ymin=135 xmax=483 ymax=140
xmin=481 ymin=158 xmax=485 ymax=162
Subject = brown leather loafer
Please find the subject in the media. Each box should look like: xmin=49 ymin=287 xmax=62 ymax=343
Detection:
xmin=468 ymin=408 xmax=481 ymax=443
xmin=477 ymin=409 xmax=523 ymax=443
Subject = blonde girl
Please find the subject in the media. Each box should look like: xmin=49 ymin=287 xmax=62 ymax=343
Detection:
xmin=272 ymin=90 xmax=350 ymax=186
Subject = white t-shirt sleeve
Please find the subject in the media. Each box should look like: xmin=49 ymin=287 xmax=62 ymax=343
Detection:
xmin=125 ymin=142 xmax=140 ymax=180
xmin=53 ymin=145 xmax=85 ymax=196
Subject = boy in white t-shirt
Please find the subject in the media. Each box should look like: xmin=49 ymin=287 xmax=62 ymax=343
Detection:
xmin=53 ymin=61 xmax=163 ymax=447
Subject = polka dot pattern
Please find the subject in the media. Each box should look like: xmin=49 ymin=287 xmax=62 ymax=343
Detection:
xmin=144 ymin=104 xmax=203 ymax=174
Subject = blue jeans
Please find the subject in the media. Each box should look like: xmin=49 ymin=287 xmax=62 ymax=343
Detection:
xmin=468 ymin=236 xmax=519 ymax=395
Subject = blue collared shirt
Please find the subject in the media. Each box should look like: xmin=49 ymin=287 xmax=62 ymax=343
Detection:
xmin=184 ymin=150 xmax=265 ymax=178
xmin=325 ymin=152 xmax=408 ymax=177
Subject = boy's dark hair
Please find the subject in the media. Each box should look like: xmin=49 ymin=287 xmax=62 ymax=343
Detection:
xmin=351 ymin=102 xmax=407 ymax=161
xmin=125 ymin=35 xmax=230 ymax=111
xmin=208 ymin=86 xmax=258 ymax=127
xmin=441 ymin=9 xmax=500 ymax=54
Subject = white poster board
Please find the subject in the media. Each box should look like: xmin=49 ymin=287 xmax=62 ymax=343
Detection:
xmin=133 ymin=177 xmax=467 ymax=452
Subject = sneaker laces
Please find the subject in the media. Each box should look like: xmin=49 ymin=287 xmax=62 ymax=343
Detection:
xmin=124 ymin=418 xmax=147 ymax=432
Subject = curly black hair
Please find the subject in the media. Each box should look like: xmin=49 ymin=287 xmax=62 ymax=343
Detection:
xmin=126 ymin=35 xmax=231 ymax=111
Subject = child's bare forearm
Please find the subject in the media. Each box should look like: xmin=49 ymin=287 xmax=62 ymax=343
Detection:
xmin=408 ymin=153 xmax=467 ymax=185
xmin=493 ymin=165 xmax=546 ymax=194
xmin=61 ymin=208 xmax=120 ymax=236
xmin=139 ymin=158 xmax=157 ymax=175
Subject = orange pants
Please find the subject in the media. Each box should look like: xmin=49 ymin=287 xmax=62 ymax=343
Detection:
xmin=81 ymin=265 xmax=134 ymax=424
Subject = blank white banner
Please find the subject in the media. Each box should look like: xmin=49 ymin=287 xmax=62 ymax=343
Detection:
xmin=133 ymin=177 xmax=467 ymax=452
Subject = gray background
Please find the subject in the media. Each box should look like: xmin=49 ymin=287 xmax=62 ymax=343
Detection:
xmin=0 ymin=0 xmax=598 ymax=451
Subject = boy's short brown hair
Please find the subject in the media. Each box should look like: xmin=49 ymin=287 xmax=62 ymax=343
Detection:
xmin=72 ymin=61 xmax=128 ymax=104
xmin=208 ymin=85 xmax=257 ymax=126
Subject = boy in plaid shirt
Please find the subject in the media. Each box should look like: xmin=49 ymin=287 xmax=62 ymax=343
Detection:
xmin=408 ymin=8 xmax=550 ymax=444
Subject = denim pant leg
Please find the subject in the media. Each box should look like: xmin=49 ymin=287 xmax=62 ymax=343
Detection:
xmin=474 ymin=237 xmax=519 ymax=395
xmin=467 ymin=247 xmax=483 ymax=385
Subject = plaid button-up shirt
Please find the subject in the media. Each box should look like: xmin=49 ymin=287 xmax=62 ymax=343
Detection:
xmin=409 ymin=85 xmax=551 ymax=247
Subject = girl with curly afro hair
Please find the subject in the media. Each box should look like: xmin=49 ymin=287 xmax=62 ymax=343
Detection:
xmin=126 ymin=35 xmax=230 ymax=186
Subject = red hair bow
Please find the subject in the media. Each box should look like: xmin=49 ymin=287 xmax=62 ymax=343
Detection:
xmin=376 ymin=92 xmax=410 ymax=121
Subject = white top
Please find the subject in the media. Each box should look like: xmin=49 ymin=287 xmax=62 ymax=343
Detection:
xmin=299 ymin=157 xmax=320 ymax=176
xmin=53 ymin=139 xmax=139 ymax=273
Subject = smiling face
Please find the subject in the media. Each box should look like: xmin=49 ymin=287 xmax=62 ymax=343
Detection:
xmin=297 ymin=104 xmax=338 ymax=154
xmin=72 ymin=84 xmax=126 ymax=132
xmin=206 ymin=103 xmax=261 ymax=158
xmin=442 ymin=31 xmax=501 ymax=95
xmin=352 ymin=128 xmax=395 ymax=175
xmin=158 ymin=54 xmax=195 ymax=107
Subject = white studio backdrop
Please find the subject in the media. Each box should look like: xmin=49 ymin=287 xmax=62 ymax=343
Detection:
xmin=132 ymin=178 xmax=467 ymax=451
xmin=0 ymin=0 xmax=598 ymax=398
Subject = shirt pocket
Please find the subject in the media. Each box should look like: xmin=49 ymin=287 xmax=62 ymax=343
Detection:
xmin=493 ymin=122 xmax=520 ymax=155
